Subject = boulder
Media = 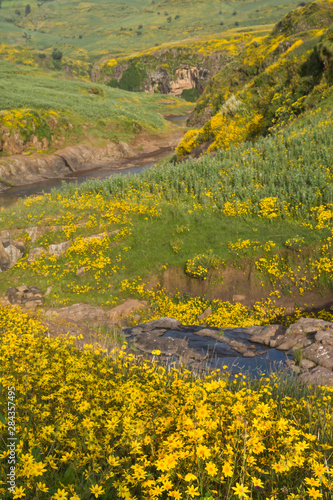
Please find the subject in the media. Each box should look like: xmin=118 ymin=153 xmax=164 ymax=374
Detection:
xmin=5 ymin=285 xmax=44 ymax=308
xmin=109 ymin=299 xmax=148 ymax=322
xmin=285 ymin=317 xmax=332 ymax=335
xmin=277 ymin=334 xmax=313 ymax=352
xmin=49 ymin=240 xmax=71 ymax=257
xmin=140 ymin=317 xmax=181 ymax=331
xmin=302 ymin=343 xmax=333 ymax=371
xmin=299 ymin=366 xmax=333 ymax=387
xmin=250 ymin=324 xmax=287 ymax=347
xmin=28 ymin=247 xmax=46 ymax=262
xmin=0 ymin=238 xmax=24 ymax=271
xmin=197 ymin=308 xmax=212 ymax=321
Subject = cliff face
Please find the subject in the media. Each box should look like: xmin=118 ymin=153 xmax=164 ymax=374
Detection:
xmin=93 ymin=47 xmax=231 ymax=100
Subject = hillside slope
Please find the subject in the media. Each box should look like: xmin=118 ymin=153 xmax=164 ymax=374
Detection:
xmin=0 ymin=60 xmax=192 ymax=156
xmin=177 ymin=0 xmax=333 ymax=156
xmin=0 ymin=0 xmax=302 ymax=65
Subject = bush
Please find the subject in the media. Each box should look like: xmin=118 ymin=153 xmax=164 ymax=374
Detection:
xmin=118 ymin=63 xmax=148 ymax=92
xmin=52 ymin=48 xmax=63 ymax=61
xmin=185 ymin=252 xmax=221 ymax=279
xmin=181 ymin=88 xmax=199 ymax=102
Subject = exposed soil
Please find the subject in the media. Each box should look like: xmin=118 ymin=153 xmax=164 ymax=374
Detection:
xmin=157 ymin=265 xmax=333 ymax=313
xmin=0 ymin=123 xmax=186 ymax=192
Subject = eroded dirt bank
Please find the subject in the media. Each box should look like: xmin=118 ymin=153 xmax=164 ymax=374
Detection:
xmin=0 ymin=126 xmax=185 ymax=191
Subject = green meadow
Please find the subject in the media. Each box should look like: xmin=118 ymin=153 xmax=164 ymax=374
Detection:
xmin=0 ymin=0 xmax=304 ymax=61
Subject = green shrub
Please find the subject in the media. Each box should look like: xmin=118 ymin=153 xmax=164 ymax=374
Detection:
xmin=118 ymin=63 xmax=148 ymax=92
xmin=181 ymin=88 xmax=199 ymax=102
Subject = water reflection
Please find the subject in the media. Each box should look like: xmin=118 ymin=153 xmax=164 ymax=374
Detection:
xmin=0 ymin=162 xmax=155 ymax=209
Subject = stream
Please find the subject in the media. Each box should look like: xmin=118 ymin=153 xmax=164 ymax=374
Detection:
xmin=0 ymin=115 xmax=189 ymax=209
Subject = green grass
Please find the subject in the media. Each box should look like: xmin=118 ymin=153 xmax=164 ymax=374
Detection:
xmin=0 ymin=59 xmax=192 ymax=146
xmin=0 ymin=0 xmax=305 ymax=61
xmin=0 ymin=98 xmax=332 ymax=309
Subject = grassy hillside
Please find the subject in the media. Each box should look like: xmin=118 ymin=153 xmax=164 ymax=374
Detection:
xmin=0 ymin=60 xmax=192 ymax=153
xmin=179 ymin=1 xmax=333 ymax=154
xmin=1 ymin=3 xmax=333 ymax=499
xmin=0 ymin=0 xmax=303 ymax=67
xmin=1 ymin=89 xmax=333 ymax=326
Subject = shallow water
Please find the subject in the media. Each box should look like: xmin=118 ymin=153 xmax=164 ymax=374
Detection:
xmin=0 ymin=161 xmax=156 ymax=209
xmin=0 ymin=113 xmax=190 ymax=209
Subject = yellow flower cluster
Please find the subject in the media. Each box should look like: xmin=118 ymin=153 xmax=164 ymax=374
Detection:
xmin=0 ymin=305 xmax=332 ymax=499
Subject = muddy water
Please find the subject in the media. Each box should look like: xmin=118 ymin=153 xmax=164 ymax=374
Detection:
xmin=0 ymin=160 xmax=159 ymax=209
xmin=0 ymin=115 xmax=189 ymax=209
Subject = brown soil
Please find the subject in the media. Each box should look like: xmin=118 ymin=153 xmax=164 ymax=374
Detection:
xmin=157 ymin=264 xmax=333 ymax=313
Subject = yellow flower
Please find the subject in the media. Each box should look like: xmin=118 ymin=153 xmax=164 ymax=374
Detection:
xmin=184 ymin=473 xmax=197 ymax=482
xmin=222 ymin=462 xmax=233 ymax=477
xmin=185 ymin=484 xmax=200 ymax=497
xmin=37 ymin=482 xmax=49 ymax=492
xmin=232 ymin=482 xmax=250 ymax=498
xmin=53 ymin=489 xmax=68 ymax=500
xmin=205 ymin=461 xmax=218 ymax=476
xmin=89 ymin=485 xmax=104 ymax=498
xmin=252 ymin=477 xmax=264 ymax=488
xmin=169 ymin=490 xmax=182 ymax=499
xmin=306 ymin=488 xmax=322 ymax=499
xmin=196 ymin=444 xmax=211 ymax=459
xmin=13 ymin=487 xmax=26 ymax=499
xmin=152 ymin=350 xmax=161 ymax=355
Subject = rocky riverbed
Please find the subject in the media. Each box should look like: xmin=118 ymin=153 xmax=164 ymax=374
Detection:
xmin=124 ymin=317 xmax=333 ymax=386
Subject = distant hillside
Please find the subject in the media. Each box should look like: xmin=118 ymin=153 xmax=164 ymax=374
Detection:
xmin=0 ymin=0 xmax=303 ymax=75
xmin=176 ymin=0 xmax=333 ymax=157
xmin=0 ymin=60 xmax=191 ymax=155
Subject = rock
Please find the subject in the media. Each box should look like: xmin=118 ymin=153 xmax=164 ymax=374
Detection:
xmin=28 ymin=247 xmax=46 ymax=262
xmin=195 ymin=328 xmax=222 ymax=340
xmin=286 ymin=318 xmax=332 ymax=335
xmin=6 ymin=286 xmax=17 ymax=297
xmin=197 ymin=308 xmax=212 ymax=320
xmin=0 ymin=238 xmax=24 ymax=271
xmin=278 ymin=334 xmax=312 ymax=352
xmin=250 ymin=324 xmax=287 ymax=347
xmin=232 ymin=294 xmax=246 ymax=302
xmin=315 ymin=329 xmax=333 ymax=344
xmin=48 ymin=303 xmax=107 ymax=324
xmin=299 ymin=366 xmax=333 ymax=387
xmin=45 ymin=286 xmax=53 ymax=296
xmin=26 ymin=226 xmax=49 ymax=242
xmin=2 ymin=129 xmax=25 ymax=155
xmin=76 ymin=266 xmax=86 ymax=276
xmin=5 ymin=285 xmax=44 ymax=308
xmin=109 ymin=299 xmax=148 ymax=322
xmin=118 ymin=141 xmax=134 ymax=157
xmin=302 ymin=343 xmax=333 ymax=371
xmin=49 ymin=240 xmax=71 ymax=257
xmin=300 ymin=358 xmax=316 ymax=370
xmin=141 ymin=317 xmax=181 ymax=331
xmin=0 ymin=242 xmax=10 ymax=271
xmin=135 ymin=334 xmax=203 ymax=362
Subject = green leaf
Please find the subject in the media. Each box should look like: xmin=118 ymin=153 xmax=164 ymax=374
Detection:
xmin=0 ymin=410 xmax=7 ymax=425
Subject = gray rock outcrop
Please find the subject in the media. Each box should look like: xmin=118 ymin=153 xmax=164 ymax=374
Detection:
xmin=0 ymin=238 xmax=24 ymax=271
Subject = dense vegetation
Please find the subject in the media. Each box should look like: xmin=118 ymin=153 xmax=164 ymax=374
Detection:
xmin=178 ymin=1 xmax=333 ymax=154
xmin=0 ymin=60 xmax=191 ymax=151
xmin=0 ymin=308 xmax=333 ymax=499
xmin=1 ymin=2 xmax=333 ymax=500
xmin=1 ymin=91 xmax=333 ymax=326
xmin=0 ymin=0 xmax=302 ymax=64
